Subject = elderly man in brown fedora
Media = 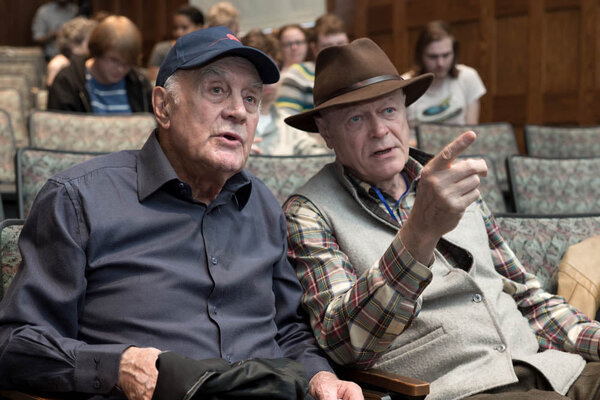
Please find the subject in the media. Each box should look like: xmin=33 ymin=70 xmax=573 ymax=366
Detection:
xmin=283 ymin=38 xmax=600 ymax=400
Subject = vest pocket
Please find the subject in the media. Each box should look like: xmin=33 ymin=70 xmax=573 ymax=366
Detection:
xmin=374 ymin=326 xmax=446 ymax=368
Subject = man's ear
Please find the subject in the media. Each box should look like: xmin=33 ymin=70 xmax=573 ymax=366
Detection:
xmin=314 ymin=114 xmax=334 ymax=150
xmin=152 ymin=86 xmax=170 ymax=129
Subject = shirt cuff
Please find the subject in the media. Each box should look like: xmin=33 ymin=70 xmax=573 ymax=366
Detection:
xmin=74 ymin=343 xmax=130 ymax=394
xmin=380 ymin=234 xmax=433 ymax=300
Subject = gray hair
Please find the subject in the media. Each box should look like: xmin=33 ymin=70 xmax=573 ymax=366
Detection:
xmin=163 ymin=73 xmax=181 ymax=105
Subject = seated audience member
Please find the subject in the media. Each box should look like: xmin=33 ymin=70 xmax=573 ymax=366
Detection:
xmin=0 ymin=26 xmax=362 ymax=400
xmin=276 ymin=13 xmax=348 ymax=115
xmin=278 ymin=24 xmax=309 ymax=73
xmin=32 ymin=0 xmax=78 ymax=60
xmin=206 ymin=1 xmax=240 ymax=35
xmin=46 ymin=16 xmax=98 ymax=87
xmin=47 ymin=15 xmax=153 ymax=114
xmin=241 ymin=29 xmax=328 ymax=155
xmin=146 ymin=5 xmax=204 ymax=82
xmin=283 ymin=38 xmax=600 ymax=399
xmin=402 ymin=20 xmax=486 ymax=143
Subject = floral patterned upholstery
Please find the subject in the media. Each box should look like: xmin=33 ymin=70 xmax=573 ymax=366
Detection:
xmin=495 ymin=213 xmax=600 ymax=293
xmin=0 ymin=74 xmax=32 ymax=116
xmin=0 ymin=62 xmax=42 ymax=90
xmin=35 ymin=89 xmax=48 ymax=110
xmin=0 ymin=46 xmax=46 ymax=84
xmin=0 ymin=219 xmax=24 ymax=298
xmin=17 ymin=147 xmax=104 ymax=219
xmin=29 ymin=111 xmax=156 ymax=152
xmin=416 ymin=123 xmax=519 ymax=189
xmin=507 ymin=155 xmax=600 ymax=214
xmin=245 ymin=154 xmax=336 ymax=204
xmin=461 ymin=154 xmax=506 ymax=213
xmin=0 ymin=109 xmax=16 ymax=189
xmin=0 ymin=88 xmax=27 ymax=147
xmin=525 ymin=125 xmax=600 ymax=158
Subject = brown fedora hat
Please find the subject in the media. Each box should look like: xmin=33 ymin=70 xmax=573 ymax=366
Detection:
xmin=285 ymin=38 xmax=433 ymax=132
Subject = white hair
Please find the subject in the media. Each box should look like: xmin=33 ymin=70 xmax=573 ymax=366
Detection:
xmin=163 ymin=73 xmax=181 ymax=105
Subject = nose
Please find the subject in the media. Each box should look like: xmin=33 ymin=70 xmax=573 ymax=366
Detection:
xmin=222 ymin=94 xmax=247 ymax=123
xmin=370 ymin=116 xmax=388 ymax=138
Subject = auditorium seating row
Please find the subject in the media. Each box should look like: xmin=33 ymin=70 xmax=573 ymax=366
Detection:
xmin=2 ymin=110 xmax=600 ymax=219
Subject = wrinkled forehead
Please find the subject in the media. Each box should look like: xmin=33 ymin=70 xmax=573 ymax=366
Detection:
xmin=192 ymin=56 xmax=263 ymax=87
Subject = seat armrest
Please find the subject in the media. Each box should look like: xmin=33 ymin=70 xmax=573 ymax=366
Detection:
xmin=0 ymin=391 xmax=62 ymax=400
xmin=338 ymin=367 xmax=429 ymax=399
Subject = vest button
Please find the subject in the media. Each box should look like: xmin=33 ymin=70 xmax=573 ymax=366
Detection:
xmin=495 ymin=344 xmax=506 ymax=353
xmin=472 ymin=293 xmax=483 ymax=303
xmin=211 ymin=256 xmax=218 ymax=265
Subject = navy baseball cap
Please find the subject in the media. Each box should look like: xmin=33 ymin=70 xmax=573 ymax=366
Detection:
xmin=156 ymin=26 xmax=280 ymax=87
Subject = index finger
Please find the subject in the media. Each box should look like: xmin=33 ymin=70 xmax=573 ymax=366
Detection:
xmin=428 ymin=130 xmax=477 ymax=170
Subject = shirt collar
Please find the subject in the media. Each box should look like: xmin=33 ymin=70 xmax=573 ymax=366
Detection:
xmin=346 ymin=156 xmax=423 ymax=199
xmin=137 ymin=130 xmax=252 ymax=209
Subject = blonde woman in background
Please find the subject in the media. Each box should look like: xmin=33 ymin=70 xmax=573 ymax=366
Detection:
xmin=46 ymin=16 xmax=98 ymax=87
xmin=205 ymin=1 xmax=240 ymax=35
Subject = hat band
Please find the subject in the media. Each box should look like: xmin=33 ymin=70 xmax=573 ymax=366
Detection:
xmin=318 ymin=74 xmax=403 ymax=106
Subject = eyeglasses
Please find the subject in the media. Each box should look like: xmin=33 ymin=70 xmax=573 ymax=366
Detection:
xmin=281 ymin=40 xmax=307 ymax=49
xmin=101 ymin=55 xmax=132 ymax=70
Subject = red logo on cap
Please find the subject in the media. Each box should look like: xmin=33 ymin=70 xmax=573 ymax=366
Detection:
xmin=209 ymin=33 xmax=242 ymax=47
xmin=227 ymin=34 xmax=240 ymax=42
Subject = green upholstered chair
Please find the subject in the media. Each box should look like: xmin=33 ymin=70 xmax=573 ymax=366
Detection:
xmin=245 ymin=153 xmax=335 ymax=204
xmin=495 ymin=213 xmax=600 ymax=294
xmin=16 ymin=147 xmax=105 ymax=219
xmin=29 ymin=110 xmax=156 ymax=152
xmin=506 ymin=155 xmax=600 ymax=215
xmin=525 ymin=125 xmax=600 ymax=158
xmin=416 ymin=122 xmax=519 ymax=192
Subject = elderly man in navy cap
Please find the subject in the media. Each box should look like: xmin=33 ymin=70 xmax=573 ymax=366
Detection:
xmin=0 ymin=27 xmax=362 ymax=400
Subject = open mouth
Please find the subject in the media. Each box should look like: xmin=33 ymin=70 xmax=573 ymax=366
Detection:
xmin=223 ymin=134 xmax=239 ymax=142
xmin=374 ymin=148 xmax=392 ymax=156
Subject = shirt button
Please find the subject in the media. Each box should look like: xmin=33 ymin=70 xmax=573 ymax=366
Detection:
xmin=472 ymin=294 xmax=483 ymax=303
xmin=210 ymin=256 xmax=218 ymax=265
xmin=495 ymin=344 xmax=506 ymax=353
xmin=94 ymin=379 xmax=101 ymax=389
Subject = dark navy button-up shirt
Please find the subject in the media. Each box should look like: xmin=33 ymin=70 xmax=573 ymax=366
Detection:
xmin=0 ymin=131 xmax=332 ymax=396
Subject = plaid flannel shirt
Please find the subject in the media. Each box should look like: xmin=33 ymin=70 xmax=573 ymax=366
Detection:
xmin=284 ymin=158 xmax=600 ymax=368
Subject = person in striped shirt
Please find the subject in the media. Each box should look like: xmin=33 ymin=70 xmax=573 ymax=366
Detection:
xmin=283 ymin=38 xmax=600 ymax=400
xmin=48 ymin=15 xmax=153 ymax=114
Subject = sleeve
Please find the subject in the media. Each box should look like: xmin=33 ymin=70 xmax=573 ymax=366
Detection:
xmin=0 ymin=179 xmax=128 ymax=394
xmin=480 ymin=199 xmax=600 ymax=361
xmin=275 ymin=109 xmax=330 ymax=156
xmin=275 ymin=64 xmax=314 ymax=115
xmin=284 ymin=195 xmax=432 ymax=368
xmin=459 ymin=65 xmax=487 ymax=104
xmin=147 ymin=41 xmax=170 ymax=68
xmin=31 ymin=7 xmax=47 ymax=40
xmin=271 ymin=211 xmax=334 ymax=381
xmin=47 ymin=66 xmax=82 ymax=112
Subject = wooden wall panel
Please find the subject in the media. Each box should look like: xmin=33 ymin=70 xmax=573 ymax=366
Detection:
xmin=543 ymin=9 xmax=579 ymax=94
xmin=452 ymin=22 xmax=482 ymax=74
xmin=0 ymin=0 xmax=46 ymax=46
xmin=495 ymin=16 xmax=528 ymax=96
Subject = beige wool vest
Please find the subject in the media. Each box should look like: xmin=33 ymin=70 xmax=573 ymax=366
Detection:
xmin=294 ymin=162 xmax=585 ymax=400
